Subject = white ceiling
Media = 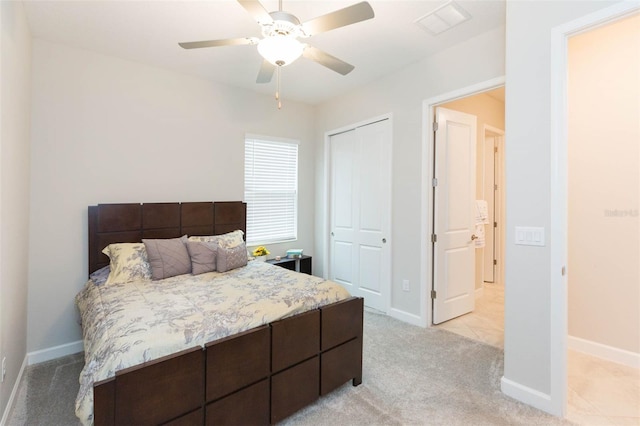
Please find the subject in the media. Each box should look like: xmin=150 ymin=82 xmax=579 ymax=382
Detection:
xmin=23 ymin=0 xmax=505 ymax=105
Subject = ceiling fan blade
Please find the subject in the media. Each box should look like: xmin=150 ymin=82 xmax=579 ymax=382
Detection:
xmin=179 ymin=37 xmax=258 ymax=49
xmin=237 ymin=0 xmax=273 ymax=25
xmin=301 ymin=2 xmax=374 ymax=36
xmin=256 ymin=60 xmax=275 ymax=83
xmin=302 ymin=45 xmax=355 ymax=75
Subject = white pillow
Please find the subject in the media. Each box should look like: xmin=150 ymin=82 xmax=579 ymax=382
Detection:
xmin=188 ymin=229 xmax=244 ymax=249
xmin=101 ymin=243 xmax=152 ymax=285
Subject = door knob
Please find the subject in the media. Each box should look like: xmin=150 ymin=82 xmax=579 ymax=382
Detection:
xmin=331 ymin=232 xmax=335 ymax=237
xmin=382 ymin=238 xmax=387 ymax=243
xmin=471 ymin=234 xmax=478 ymax=240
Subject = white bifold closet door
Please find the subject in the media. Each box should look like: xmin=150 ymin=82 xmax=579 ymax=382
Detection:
xmin=329 ymin=119 xmax=391 ymax=312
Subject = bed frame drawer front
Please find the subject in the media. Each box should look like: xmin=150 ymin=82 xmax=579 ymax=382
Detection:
xmin=205 ymin=379 xmax=269 ymax=426
xmin=321 ymin=297 xmax=364 ymax=351
xmin=271 ymin=356 xmax=320 ymax=424
xmin=321 ymin=337 xmax=362 ymax=395
xmin=114 ymin=347 xmax=204 ymax=426
xmin=271 ymin=309 xmax=320 ymax=372
xmin=161 ymin=408 xmax=203 ymax=426
xmin=93 ymin=377 xmax=115 ymax=426
xmin=206 ymin=325 xmax=270 ymax=402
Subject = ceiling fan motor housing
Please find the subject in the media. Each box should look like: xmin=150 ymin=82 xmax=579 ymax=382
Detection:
xmin=262 ymin=11 xmax=304 ymax=38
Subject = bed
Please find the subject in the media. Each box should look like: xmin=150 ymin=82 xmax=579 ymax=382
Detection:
xmin=77 ymin=201 xmax=363 ymax=425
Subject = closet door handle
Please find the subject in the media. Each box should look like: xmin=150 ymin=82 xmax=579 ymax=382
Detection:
xmin=471 ymin=234 xmax=478 ymax=241
xmin=382 ymin=238 xmax=387 ymax=243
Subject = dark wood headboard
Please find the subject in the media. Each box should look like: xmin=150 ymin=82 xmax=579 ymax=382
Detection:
xmin=88 ymin=201 xmax=246 ymax=275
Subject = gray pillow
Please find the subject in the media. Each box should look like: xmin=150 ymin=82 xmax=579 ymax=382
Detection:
xmin=142 ymin=235 xmax=191 ymax=280
xmin=89 ymin=265 xmax=110 ymax=286
xmin=217 ymin=242 xmax=248 ymax=273
xmin=186 ymin=241 xmax=217 ymax=275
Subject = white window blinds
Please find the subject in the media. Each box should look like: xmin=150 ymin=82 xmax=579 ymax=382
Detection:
xmin=244 ymin=137 xmax=298 ymax=245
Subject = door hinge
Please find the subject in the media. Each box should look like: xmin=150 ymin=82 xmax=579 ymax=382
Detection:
xmin=494 ymin=259 xmax=497 ymax=266
xmin=433 ymin=122 xmax=439 ymax=132
xmin=494 ymin=221 xmax=497 ymax=228
xmin=494 ymin=184 xmax=498 ymax=191
xmin=431 ymin=290 xmax=437 ymax=299
xmin=432 ymin=178 xmax=438 ymax=187
xmin=431 ymin=234 xmax=437 ymax=243
xmin=494 ymin=146 xmax=498 ymax=153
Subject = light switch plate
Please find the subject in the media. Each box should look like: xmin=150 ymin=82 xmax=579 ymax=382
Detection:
xmin=515 ymin=226 xmax=545 ymax=246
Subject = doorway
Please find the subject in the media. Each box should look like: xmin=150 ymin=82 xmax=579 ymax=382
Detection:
xmin=550 ymin=1 xmax=640 ymax=418
xmin=429 ymin=87 xmax=505 ymax=328
xmin=565 ymin=12 xmax=640 ymax=424
xmin=420 ymin=77 xmax=505 ymax=328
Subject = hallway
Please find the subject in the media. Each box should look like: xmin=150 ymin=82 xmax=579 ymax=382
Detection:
xmin=436 ymin=284 xmax=640 ymax=425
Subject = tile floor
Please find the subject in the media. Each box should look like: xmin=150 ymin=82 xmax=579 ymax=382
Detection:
xmin=435 ymin=282 xmax=640 ymax=426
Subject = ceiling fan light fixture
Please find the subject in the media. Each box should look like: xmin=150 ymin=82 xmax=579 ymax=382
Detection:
xmin=257 ymin=36 xmax=304 ymax=66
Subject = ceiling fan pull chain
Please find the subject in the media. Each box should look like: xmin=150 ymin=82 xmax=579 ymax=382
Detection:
xmin=275 ymin=66 xmax=282 ymax=109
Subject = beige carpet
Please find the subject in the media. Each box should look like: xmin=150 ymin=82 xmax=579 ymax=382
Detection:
xmin=7 ymin=310 xmax=572 ymax=425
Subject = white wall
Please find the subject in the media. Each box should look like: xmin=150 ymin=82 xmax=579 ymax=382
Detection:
xmin=503 ymin=0 xmax=621 ymax=411
xmin=568 ymin=14 xmax=639 ymax=355
xmin=28 ymin=39 xmax=317 ymax=353
xmin=0 ymin=0 xmax=31 ymax=417
xmin=314 ymin=27 xmax=505 ymax=322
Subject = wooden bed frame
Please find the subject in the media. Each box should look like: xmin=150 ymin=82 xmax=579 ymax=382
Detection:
xmin=87 ymin=201 xmax=363 ymax=425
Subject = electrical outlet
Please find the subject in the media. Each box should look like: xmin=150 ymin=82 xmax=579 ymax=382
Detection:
xmin=2 ymin=357 xmax=6 ymax=383
xmin=402 ymin=279 xmax=410 ymax=292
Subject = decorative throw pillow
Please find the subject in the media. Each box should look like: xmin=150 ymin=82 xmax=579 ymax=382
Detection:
xmin=188 ymin=229 xmax=244 ymax=249
xmin=89 ymin=265 xmax=111 ymax=286
xmin=102 ymin=243 xmax=152 ymax=285
xmin=217 ymin=229 xmax=245 ymax=248
xmin=143 ymin=235 xmax=191 ymax=280
xmin=217 ymin=242 xmax=248 ymax=273
xmin=186 ymin=241 xmax=217 ymax=275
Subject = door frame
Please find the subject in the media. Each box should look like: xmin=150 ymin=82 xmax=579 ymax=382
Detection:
xmin=483 ymin=125 xmax=505 ymax=286
xmin=420 ymin=76 xmax=505 ymax=327
xmin=322 ymin=113 xmax=393 ymax=312
xmin=549 ymin=1 xmax=640 ymax=416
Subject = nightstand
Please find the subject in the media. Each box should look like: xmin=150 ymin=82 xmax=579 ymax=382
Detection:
xmin=267 ymin=255 xmax=312 ymax=275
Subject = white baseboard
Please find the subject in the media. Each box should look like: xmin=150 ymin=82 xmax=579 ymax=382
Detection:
xmin=27 ymin=340 xmax=83 ymax=366
xmin=568 ymin=335 xmax=639 ymax=369
xmin=475 ymin=286 xmax=484 ymax=299
xmin=388 ymin=307 xmax=425 ymax=327
xmin=0 ymin=355 xmax=27 ymax=426
xmin=501 ymin=376 xmax=554 ymax=415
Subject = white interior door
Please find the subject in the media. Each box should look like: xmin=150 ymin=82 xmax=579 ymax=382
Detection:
xmin=433 ymin=107 xmax=477 ymax=325
xmin=329 ymin=119 xmax=391 ymax=312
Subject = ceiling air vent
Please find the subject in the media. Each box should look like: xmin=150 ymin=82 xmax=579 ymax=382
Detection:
xmin=415 ymin=1 xmax=472 ymax=36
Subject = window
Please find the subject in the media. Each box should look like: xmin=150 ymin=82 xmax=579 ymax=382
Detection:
xmin=244 ymin=136 xmax=298 ymax=245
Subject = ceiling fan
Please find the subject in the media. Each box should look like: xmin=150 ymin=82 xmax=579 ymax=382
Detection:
xmin=179 ymin=0 xmax=375 ymax=107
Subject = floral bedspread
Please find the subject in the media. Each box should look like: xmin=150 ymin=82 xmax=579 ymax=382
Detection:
xmin=75 ymin=261 xmax=351 ymax=425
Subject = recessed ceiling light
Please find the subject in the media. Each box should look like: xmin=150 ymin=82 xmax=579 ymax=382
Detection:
xmin=415 ymin=1 xmax=472 ymax=36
